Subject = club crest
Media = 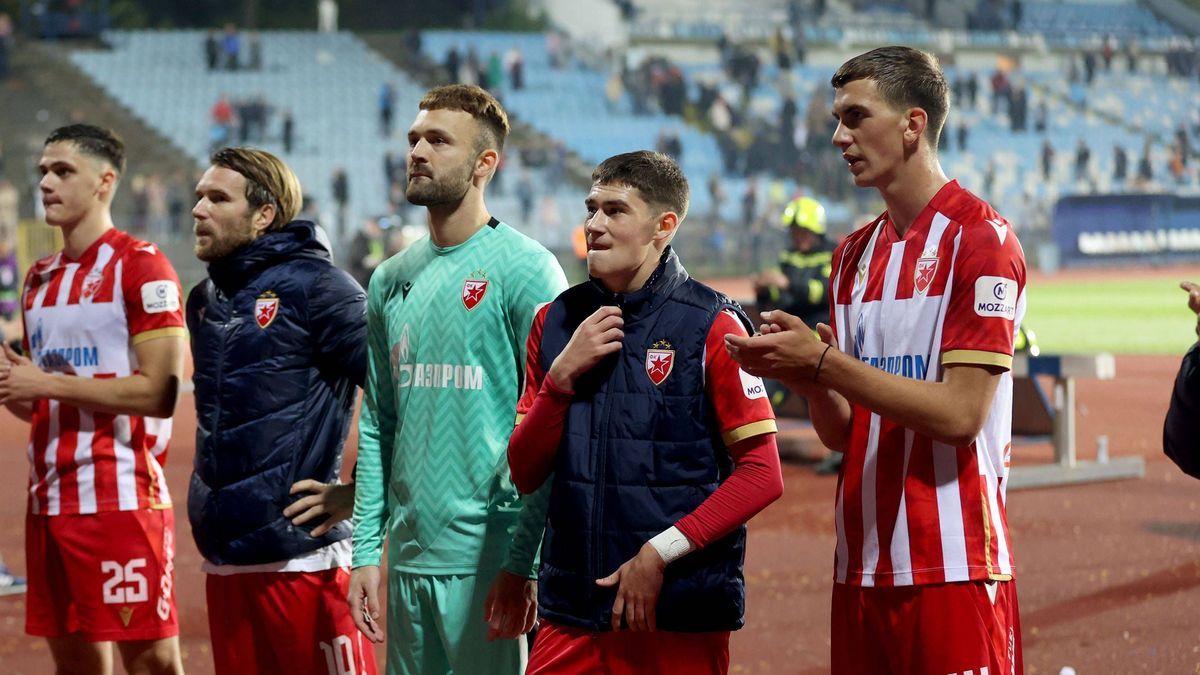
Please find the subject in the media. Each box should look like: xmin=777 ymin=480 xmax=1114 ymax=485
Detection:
xmin=645 ymin=340 xmax=675 ymax=386
xmin=914 ymin=256 xmax=939 ymax=294
xmin=255 ymin=291 xmax=280 ymax=328
xmin=462 ymin=275 xmax=489 ymax=311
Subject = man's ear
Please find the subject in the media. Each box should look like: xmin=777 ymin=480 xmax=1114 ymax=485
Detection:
xmin=475 ymin=148 xmax=500 ymax=182
xmin=96 ymin=167 xmax=119 ymax=202
xmin=904 ymin=107 xmax=929 ymax=146
xmin=252 ymin=202 xmax=277 ymax=236
xmin=653 ymin=211 xmax=679 ymax=242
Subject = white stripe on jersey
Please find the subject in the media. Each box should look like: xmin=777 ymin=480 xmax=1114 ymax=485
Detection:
xmin=114 ymin=414 xmax=139 ymax=511
xmin=933 ymin=438 xmax=970 ymax=581
xmin=860 ymin=411 xmax=882 ymax=586
xmin=75 ymin=409 xmax=97 ymax=514
xmin=889 ymin=428 xmax=915 ymax=586
xmin=146 ymin=417 xmax=173 ymax=506
xmin=55 ymin=264 xmax=78 ymax=306
xmin=44 ymin=400 xmax=61 ymax=516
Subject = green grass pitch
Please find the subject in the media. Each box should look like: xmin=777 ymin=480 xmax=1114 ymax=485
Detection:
xmin=1023 ymin=277 xmax=1198 ymax=356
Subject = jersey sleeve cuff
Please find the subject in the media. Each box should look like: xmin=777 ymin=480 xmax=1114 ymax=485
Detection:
xmin=131 ymin=326 xmax=187 ymax=345
xmin=942 ymin=349 xmax=1012 ymax=371
xmin=721 ymin=419 xmax=777 ymax=446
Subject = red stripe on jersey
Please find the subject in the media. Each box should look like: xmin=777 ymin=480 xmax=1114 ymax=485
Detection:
xmin=131 ymin=416 xmax=150 ymax=510
xmin=55 ymin=404 xmax=81 ymax=514
xmin=903 ymin=435 xmax=944 ymax=584
xmin=91 ymin=411 xmax=119 ymax=512
xmin=870 ymin=423 xmax=909 ymax=583
xmin=94 ymin=256 xmax=120 ymax=304
xmin=23 ymin=269 xmax=44 ymax=313
xmin=40 ymin=266 xmax=66 ymax=309
xmin=29 ymin=401 xmax=51 ymax=513
xmin=840 ymin=406 xmax=871 ymax=582
xmin=65 ymin=256 xmax=94 ymax=305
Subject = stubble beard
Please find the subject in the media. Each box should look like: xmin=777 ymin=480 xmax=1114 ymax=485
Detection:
xmin=406 ymin=160 xmax=474 ymax=207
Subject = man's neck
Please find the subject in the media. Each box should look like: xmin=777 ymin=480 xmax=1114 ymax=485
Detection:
xmin=598 ymin=248 xmax=665 ymax=295
xmin=426 ymin=191 xmax=491 ymax=248
xmin=60 ymin=210 xmax=115 ymax=260
xmin=878 ymin=155 xmax=949 ymax=237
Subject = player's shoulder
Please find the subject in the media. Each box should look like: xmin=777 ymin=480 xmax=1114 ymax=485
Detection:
xmin=112 ymin=230 xmax=178 ymax=269
xmin=938 ymin=184 xmax=1023 ymax=251
xmin=495 ymin=222 xmax=558 ymax=260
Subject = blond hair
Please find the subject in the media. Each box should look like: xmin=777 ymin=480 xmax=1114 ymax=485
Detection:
xmin=210 ymin=147 xmax=303 ymax=231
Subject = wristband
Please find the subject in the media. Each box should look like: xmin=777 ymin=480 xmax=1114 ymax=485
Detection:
xmin=814 ymin=343 xmax=833 ymax=382
xmin=648 ymin=526 xmax=695 ymax=564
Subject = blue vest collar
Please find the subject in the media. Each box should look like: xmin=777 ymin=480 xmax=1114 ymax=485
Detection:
xmin=584 ymin=247 xmax=688 ymax=322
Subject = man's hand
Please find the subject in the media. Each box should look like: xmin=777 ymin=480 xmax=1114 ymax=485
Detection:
xmin=754 ymin=270 xmax=788 ymax=291
xmin=546 ymin=306 xmax=624 ymax=392
xmin=283 ymin=480 xmax=354 ymax=537
xmin=482 ymin=570 xmax=537 ymax=641
xmin=1182 ymin=281 xmax=1200 ymax=338
xmin=594 ymin=542 xmax=666 ymax=632
xmin=348 ymin=565 xmax=385 ymax=643
xmin=0 ymin=343 xmax=48 ymax=405
xmin=724 ymin=310 xmax=830 ymax=386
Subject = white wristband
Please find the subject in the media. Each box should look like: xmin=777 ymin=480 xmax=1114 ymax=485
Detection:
xmin=648 ymin=526 xmax=695 ymax=565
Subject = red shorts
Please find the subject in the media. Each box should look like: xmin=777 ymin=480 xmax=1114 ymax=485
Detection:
xmin=25 ymin=508 xmax=179 ymax=642
xmin=206 ymin=567 xmax=377 ymax=675
xmin=527 ymin=620 xmax=730 ymax=675
xmin=832 ymin=580 xmax=1023 ymax=675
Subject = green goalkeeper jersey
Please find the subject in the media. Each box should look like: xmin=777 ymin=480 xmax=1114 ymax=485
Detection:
xmin=352 ymin=220 xmax=567 ymax=575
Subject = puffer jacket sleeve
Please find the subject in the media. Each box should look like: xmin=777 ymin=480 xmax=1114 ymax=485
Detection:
xmin=1164 ymin=343 xmax=1200 ymax=478
xmin=309 ymin=267 xmax=368 ymax=388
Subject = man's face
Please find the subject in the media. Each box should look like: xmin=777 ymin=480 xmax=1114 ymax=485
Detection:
xmin=405 ymin=108 xmax=482 ymax=207
xmin=831 ymin=78 xmax=911 ymax=189
xmin=790 ymin=226 xmax=817 ymax=252
xmin=583 ymin=182 xmax=664 ymax=283
xmin=192 ymin=166 xmax=261 ymax=261
xmin=38 ymin=142 xmax=114 ymax=228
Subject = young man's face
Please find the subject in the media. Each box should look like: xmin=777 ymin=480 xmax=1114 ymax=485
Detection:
xmin=38 ymin=141 xmax=116 ymax=228
xmin=831 ymin=78 xmax=911 ymax=189
xmin=583 ymin=182 xmax=665 ymax=284
xmin=192 ymin=166 xmax=263 ymax=262
xmin=405 ymin=108 xmax=483 ymax=207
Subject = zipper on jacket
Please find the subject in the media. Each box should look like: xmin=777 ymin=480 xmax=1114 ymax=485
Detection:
xmin=211 ymin=287 xmax=231 ymax=475
xmin=591 ymin=292 xmax=622 ymax=621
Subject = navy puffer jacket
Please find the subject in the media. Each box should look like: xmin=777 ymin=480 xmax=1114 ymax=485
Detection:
xmin=535 ymin=249 xmax=749 ymax=632
xmin=187 ymin=221 xmax=366 ymax=566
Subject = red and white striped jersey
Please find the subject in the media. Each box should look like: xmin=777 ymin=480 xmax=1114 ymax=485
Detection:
xmin=828 ymin=181 xmax=1026 ymax=587
xmin=21 ymin=228 xmax=185 ymax=516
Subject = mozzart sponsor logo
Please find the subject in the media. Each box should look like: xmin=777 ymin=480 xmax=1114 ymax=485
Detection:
xmin=974 ymin=276 xmax=1017 ymax=320
xmin=1078 ymin=228 xmax=1200 ymax=255
xmin=390 ymin=324 xmax=484 ymax=391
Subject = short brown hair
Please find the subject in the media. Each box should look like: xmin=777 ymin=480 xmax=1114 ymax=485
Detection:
xmin=831 ymin=46 xmax=950 ymax=150
xmin=592 ymin=151 xmax=689 ymax=219
xmin=46 ymin=124 xmax=126 ymax=175
xmin=419 ymin=84 xmax=510 ymax=153
xmin=210 ymin=147 xmax=303 ymax=231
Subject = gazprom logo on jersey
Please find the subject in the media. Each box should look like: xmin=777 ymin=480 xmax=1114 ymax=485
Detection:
xmin=860 ymin=353 xmax=928 ymax=380
xmin=31 ymin=321 xmax=99 ymax=371
xmin=974 ymin=276 xmax=1017 ymax=320
xmin=390 ymin=324 xmax=484 ymax=391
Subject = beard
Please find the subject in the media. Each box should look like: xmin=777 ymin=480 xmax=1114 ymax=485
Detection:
xmin=406 ymin=159 xmax=474 ymax=207
xmin=194 ymin=216 xmax=257 ymax=262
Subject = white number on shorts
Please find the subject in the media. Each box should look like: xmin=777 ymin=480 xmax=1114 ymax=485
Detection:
xmin=100 ymin=558 xmax=149 ymax=604
xmin=319 ymin=634 xmax=357 ymax=675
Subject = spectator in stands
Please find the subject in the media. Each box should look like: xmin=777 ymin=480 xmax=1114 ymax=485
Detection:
xmin=446 ymin=46 xmax=460 ymax=84
xmin=956 ymin=121 xmax=968 ymax=152
xmin=486 ymin=51 xmax=502 ymax=91
xmin=1137 ymin=140 xmax=1154 ymax=186
xmin=282 ymin=109 xmax=294 ymax=153
xmin=1175 ymin=125 xmax=1191 ymax=167
xmin=246 ymin=32 xmax=262 ymax=70
xmin=204 ymin=29 xmax=219 ymax=71
xmin=1102 ymin=35 xmax=1116 ymax=72
xmin=1034 ymin=99 xmax=1047 ymax=133
xmin=1083 ymin=50 xmax=1097 ymax=84
xmin=1113 ymin=144 xmax=1128 ymax=186
xmin=516 ymin=167 xmax=535 ymax=225
xmin=222 ymin=23 xmax=240 ymax=71
xmin=1125 ymin=39 xmax=1139 ymax=74
xmin=1041 ymin=138 xmax=1055 ymax=180
xmin=1164 ymin=281 xmax=1200 ymax=476
xmin=1169 ymin=145 xmax=1187 ymax=185
xmin=379 ymin=82 xmax=396 ymax=138
xmin=707 ymin=172 xmax=725 ymax=226
xmin=989 ymin=67 xmax=1010 ymax=116
xmin=0 ymin=13 xmax=11 ymax=81
xmin=1074 ymin=138 xmax=1092 ymax=188
xmin=318 ymin=0 xmax=338 ymax=32
xmin=1010 ymin=84 xmax=1028 ymax=132
xmin=506 ymin=47 xmax=524 ymax=90
xmin=347 ymin=217 xmax=386 ymax=289
xmin=331 ymin=167 xmax=349 ymax=235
